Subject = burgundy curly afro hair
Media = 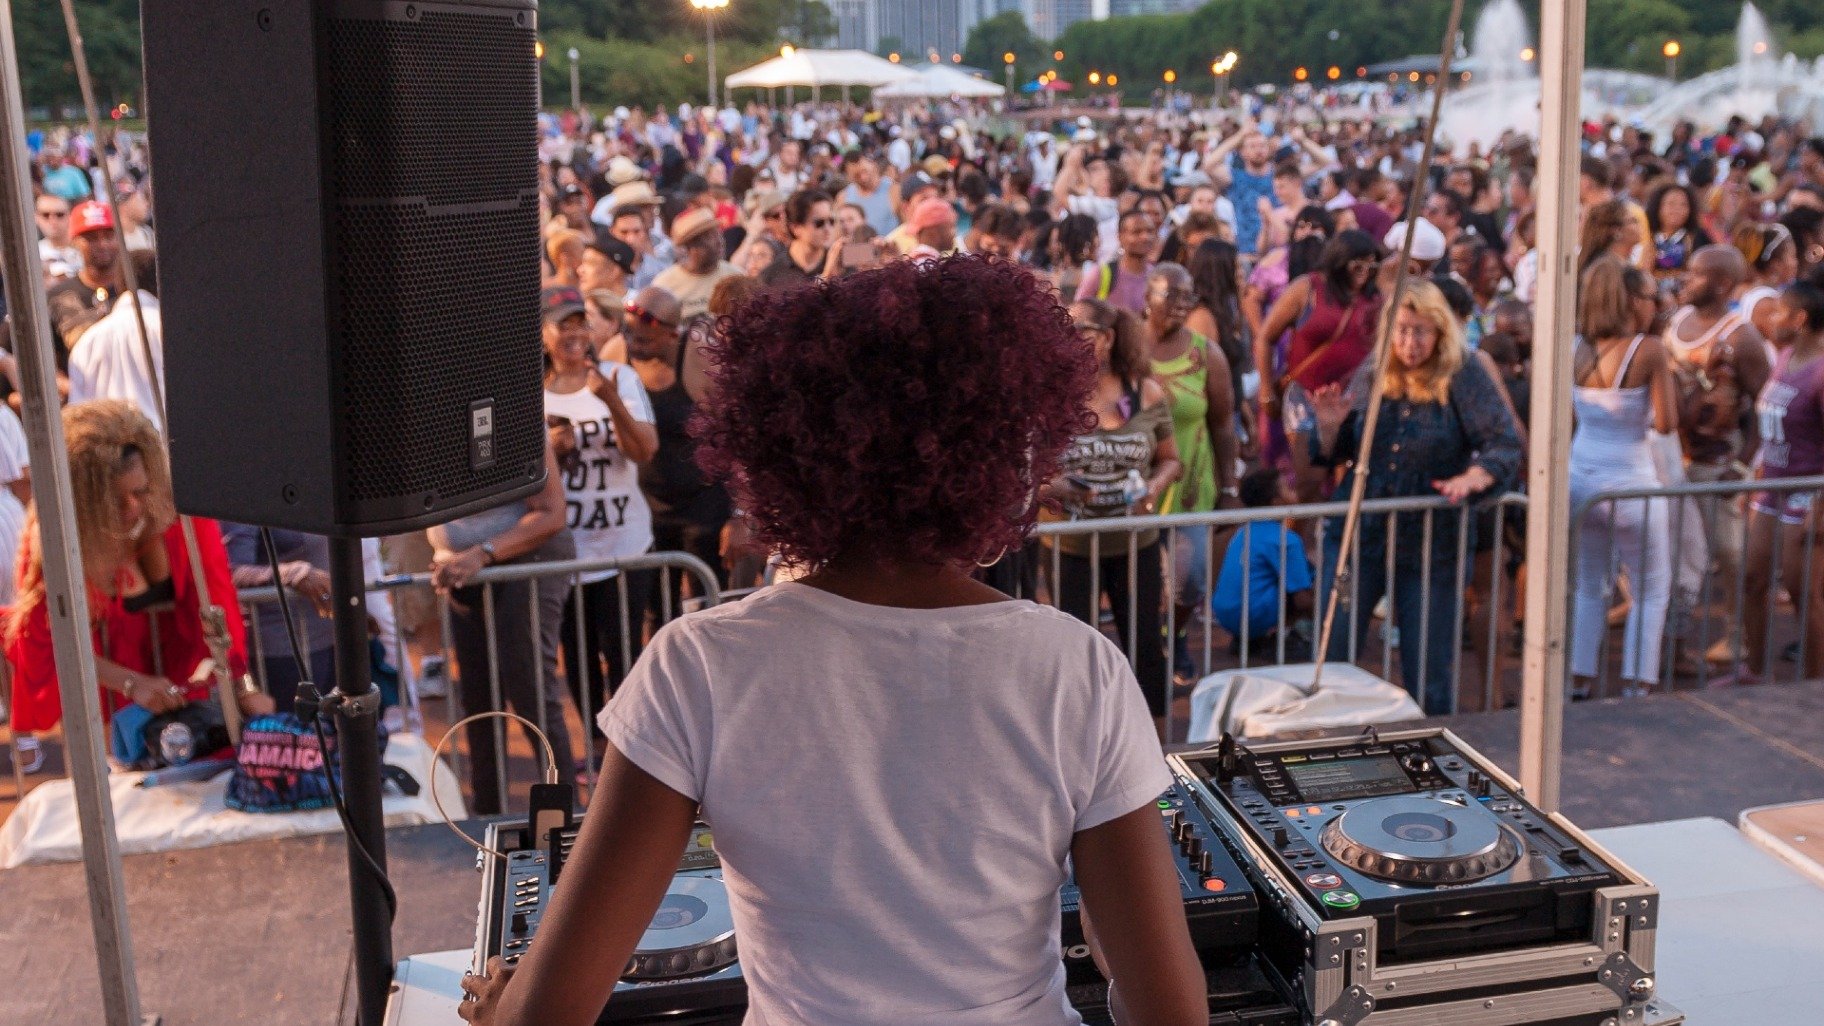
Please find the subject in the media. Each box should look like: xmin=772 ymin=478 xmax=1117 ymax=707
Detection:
xmin=693 ymin=255 xmax=1096 ymax=570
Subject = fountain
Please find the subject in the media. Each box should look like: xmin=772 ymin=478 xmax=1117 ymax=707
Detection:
xmin=1436 ymin=1 xmax=1824 ymax=154
xmin=1436 ymin=0 xmax=1665 ymax=154
xmin=1634 ymin=2 xmax=1824 ymax=137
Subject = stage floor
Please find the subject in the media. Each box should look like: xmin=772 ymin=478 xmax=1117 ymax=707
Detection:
xmin=7 ymin=682 xmax=1824 ymax=1024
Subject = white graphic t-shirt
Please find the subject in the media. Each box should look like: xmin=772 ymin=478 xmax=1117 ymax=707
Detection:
xmin=544 ymin=367 xmax=656 ymax=583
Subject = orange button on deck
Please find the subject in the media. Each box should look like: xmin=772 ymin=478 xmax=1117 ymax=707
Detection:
xmin=1202 ymin=877 xmax=1227 ymax=892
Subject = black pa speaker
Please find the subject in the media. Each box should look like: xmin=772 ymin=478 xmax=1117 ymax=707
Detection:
xmin=142 ymin=0 xmax=546 ymax=535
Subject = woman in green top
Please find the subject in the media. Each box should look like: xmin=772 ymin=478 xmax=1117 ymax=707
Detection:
xmin=1040 ymin=299 xmax=1182 ymax=728
xmin=1145 ymin=263 xmax=1239 ymax=680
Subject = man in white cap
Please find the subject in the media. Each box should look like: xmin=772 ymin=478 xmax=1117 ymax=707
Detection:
xmin=652 ymin=208 xmax=739 ymax=322
xmin=1382 ymin=217 xmax=1447 ymax=277
xmin=1027 ymin=134 xmax=1058 ymax=190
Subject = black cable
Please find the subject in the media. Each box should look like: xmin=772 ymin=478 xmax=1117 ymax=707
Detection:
xmin=261 ymin=528 xmax=397 ymax=921
xmin=305 ymin=693 xmax=398 ymax=921
xmin=259 ymin=527 xmax=310 ymax=685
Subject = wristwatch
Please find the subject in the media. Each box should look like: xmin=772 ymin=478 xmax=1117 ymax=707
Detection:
xmin=479 ymin=541 xmax=499 ymax=566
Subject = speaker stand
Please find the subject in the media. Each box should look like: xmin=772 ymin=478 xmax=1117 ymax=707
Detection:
xmin=326 ymin=535 xmax=394 ymax=1026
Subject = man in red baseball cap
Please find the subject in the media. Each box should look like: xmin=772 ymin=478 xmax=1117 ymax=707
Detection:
xmin=45 ymin=200 xmax=125 ymax=365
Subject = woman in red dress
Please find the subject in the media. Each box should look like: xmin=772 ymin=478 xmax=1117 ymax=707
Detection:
xmin=5 ymin=401 xmax=266 ymax=750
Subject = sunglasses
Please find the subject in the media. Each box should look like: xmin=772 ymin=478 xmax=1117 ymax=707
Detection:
xmin=37 ymin=208 xmax=67 ymax=218
xmin=807 ymin=217 xmax=833 ymax=228
xmin=624 ymin=303 xmax=676 ymax=330
xmin=764 ymin=210 xmax=785 ymax=220
xmin=1073 ymin=321 xmax=1107 ymax=335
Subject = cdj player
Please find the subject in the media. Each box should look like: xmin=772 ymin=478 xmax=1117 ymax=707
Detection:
xmin=473 ymin=783 xmax=1298 ymax=1025
xmin=474 ymin=820 xmax=745 ymax=1025
xmin=1175 ymin=728 xmax=1683 ymax=1026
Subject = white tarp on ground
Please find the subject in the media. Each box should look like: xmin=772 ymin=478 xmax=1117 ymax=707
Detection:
xmin=725 ymin=49 xmax=917 ymax=90
xmin=0 ymin=731 xmax=465 ymax=868
xmin=875 ymin=65 xmax=1007 ymax=99
xmin=1186 ymin=662 xmax=1424 ymax=742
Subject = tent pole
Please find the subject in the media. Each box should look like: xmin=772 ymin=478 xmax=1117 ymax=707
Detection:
xmin=1520 ymin=0 xmax=1586 ymax=813
xmin=0 ymin=0 xmax=144 ymax=1022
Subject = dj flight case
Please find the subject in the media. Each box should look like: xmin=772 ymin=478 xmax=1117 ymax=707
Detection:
xmin=1171 ymin=728 xmax=1684 ymax=1026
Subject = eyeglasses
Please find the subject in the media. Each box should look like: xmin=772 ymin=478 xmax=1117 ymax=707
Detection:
xmin=1073 ymin=321 xmax=1107 ymax=335
xmin=623 ymin=302 xmax=676 ymax=331
xmin=1153 ymin=288 xmax=1197 ymax=305
xmin=808 ymin=217 xmax=833 ymax=228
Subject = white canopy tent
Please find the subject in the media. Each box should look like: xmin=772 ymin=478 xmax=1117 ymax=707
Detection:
xmin=724 ymin=48 xmax=916 ymax=90
xmin=874 ymin=64 xmax=1007 ymax=99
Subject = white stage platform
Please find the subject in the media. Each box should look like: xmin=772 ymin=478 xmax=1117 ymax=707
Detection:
xmin=386 ymin=816 xmax=1820 ymax=1024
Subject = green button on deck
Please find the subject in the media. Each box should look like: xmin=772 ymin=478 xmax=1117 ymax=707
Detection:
xmin=1158 ymin=799 xmax=1173 ymax=809
xmin=1321 ymin=890 xmax=1362 ymax=911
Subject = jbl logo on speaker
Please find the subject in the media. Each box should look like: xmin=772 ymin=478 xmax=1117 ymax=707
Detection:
xmin=471 ymin=401 xmax=497 ymax=470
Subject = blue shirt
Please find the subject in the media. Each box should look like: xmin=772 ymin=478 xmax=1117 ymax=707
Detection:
xmin=1228 ymin=156 xmax=1276 ymax=256
xmin=41 ymin=164 xmax=91 ymax=202
xmin=1212 ymin=521 xmax=1312 ymax=639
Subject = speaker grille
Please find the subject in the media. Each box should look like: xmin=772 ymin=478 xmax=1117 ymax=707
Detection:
xmin=328 ymin=8 xmax=538 ymax=207
xmin=335 ymin=200 xmax=544 ymax=504
xmin=327 ymin=6 xmax=543 ymax=508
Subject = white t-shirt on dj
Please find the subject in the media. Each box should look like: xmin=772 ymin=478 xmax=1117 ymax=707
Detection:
xmin=544 ymin=367 xmax=655 ymax=583
xmin=601 ymin=582 xmax=1171 ymax=1026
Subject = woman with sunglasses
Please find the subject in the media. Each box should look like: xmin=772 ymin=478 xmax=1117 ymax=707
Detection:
xmin=543 ymin=286 xmax=660 ymax=768
xmin=1256 ymin=229 xmax=1384 ymax=502
xmin=1147 ymin=262 xmax=1238 ymax=683
xmin=759 ymin=188 xmax=837 ymax=288
xmin=1041 ymin=299 xmax=1183 ymax=734
xmin=461 ymin=256 xmax=1205 ymax=1026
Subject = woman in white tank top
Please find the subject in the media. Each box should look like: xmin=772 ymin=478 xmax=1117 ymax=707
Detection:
xmin=1569 ymin=261 xmax=1679 ymax=698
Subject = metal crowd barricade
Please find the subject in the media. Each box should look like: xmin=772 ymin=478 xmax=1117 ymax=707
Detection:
xmin=1571 ymin=473 xmax=1824 ymax=699
xmin=237 ymin=551 xmax=722 ymax=802
xmin=1032 ymin=493 xmax=1530 ymax=736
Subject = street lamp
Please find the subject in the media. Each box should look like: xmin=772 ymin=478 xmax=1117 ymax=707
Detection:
xmin=688 ymin=0 xmax=729 ymax=110
xmin=1004 ymin=51 xmax=1016 ymax=95
xmin=1088 ymin=70 xmax=1101 ymax=86
xmin=567 ymin=47 xmax=580 ymax=112
xmin=1106 ymin=73 xmax=1117 ymax=87
xmin=1294 ymin=66 xmax=1309 ymax=82
xmin=1054 ymin=50 xmax=1065 ymax=62
xmin=1663 ymin=39 xmax=1680 ymax=81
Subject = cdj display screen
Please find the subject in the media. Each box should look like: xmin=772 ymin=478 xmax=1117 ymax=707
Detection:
xmin=1281 ymin=755 xmax=1414 ymax=803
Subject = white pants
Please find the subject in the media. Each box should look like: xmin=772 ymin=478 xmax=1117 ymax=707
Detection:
xmin=1572 ymin=492 xmax=1672 ymax=683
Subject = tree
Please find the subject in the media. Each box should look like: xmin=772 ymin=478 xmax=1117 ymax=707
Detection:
xmin=963 ymin=12 xmax=1044 ymax=86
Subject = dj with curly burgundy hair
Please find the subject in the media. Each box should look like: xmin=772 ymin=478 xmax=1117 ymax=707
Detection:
xmin=461 ymin=257 xmax=1207 ymax=1026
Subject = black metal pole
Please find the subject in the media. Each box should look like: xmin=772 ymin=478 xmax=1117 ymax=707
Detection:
xmin=328 ymin=536 xmax=393 ymax=1025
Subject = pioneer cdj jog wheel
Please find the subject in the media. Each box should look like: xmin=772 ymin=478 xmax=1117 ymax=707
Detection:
xmin=622 ymin=876 xmax=740 ymax=981
xmin=1320 ymin=796 xmax=1521 ymax=884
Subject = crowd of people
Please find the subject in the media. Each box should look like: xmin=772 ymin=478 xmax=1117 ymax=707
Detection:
xmin=526 ymin=96 xmax=1823 ymax=716
xmin=6 ymin=91 xmax=1824 ymax=789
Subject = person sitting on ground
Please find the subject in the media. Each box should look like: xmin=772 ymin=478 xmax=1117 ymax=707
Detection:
xmin=5 ymin=401 xmax=269 ymax=770
xmin=1211 ymin=468 xmax=1316 ymax=661
xmin=460 ymin=255 xmax=1208 ymax=1026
